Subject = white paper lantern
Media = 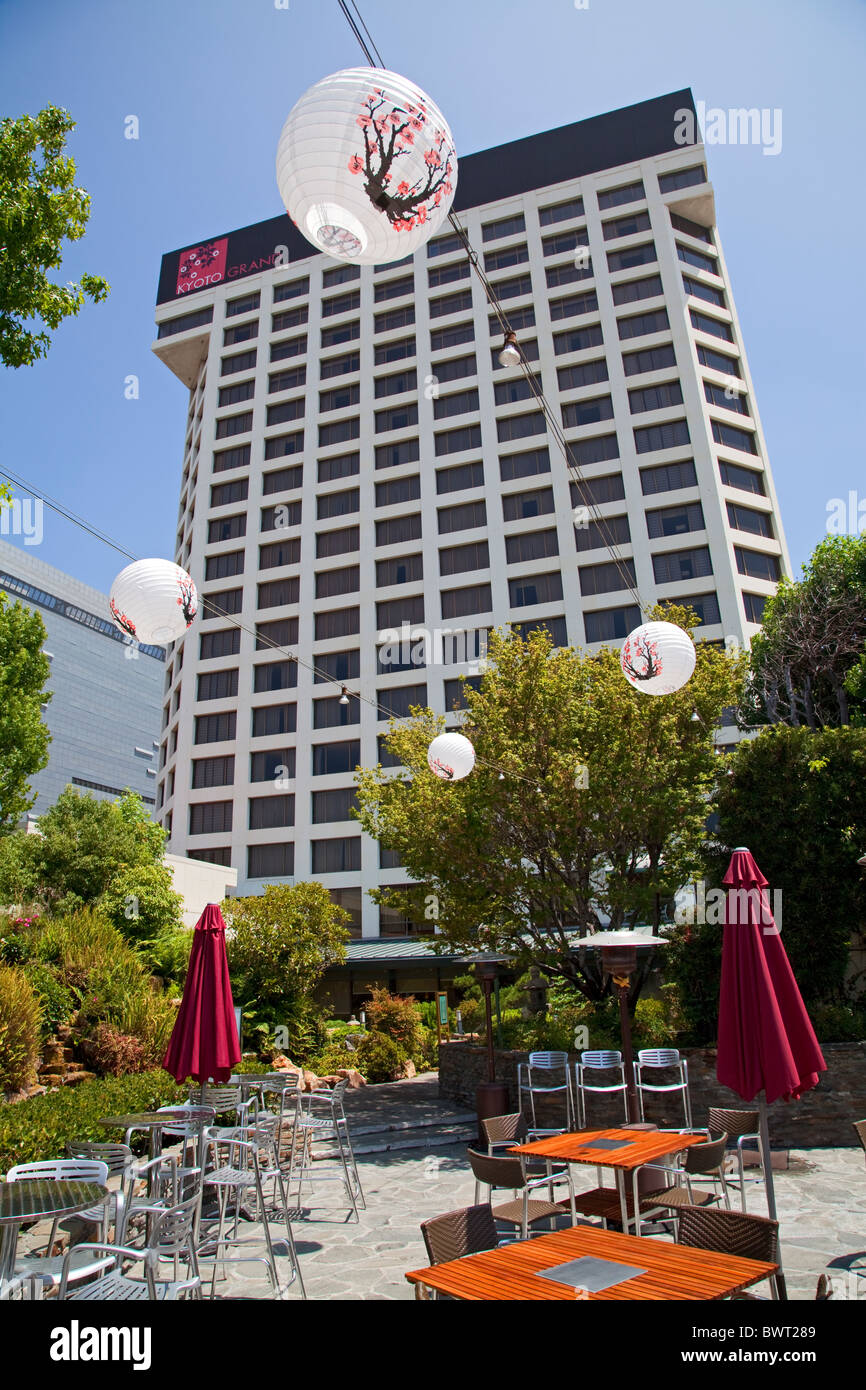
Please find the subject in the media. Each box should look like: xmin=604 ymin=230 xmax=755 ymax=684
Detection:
xmin=276 ymin=67 xmax=457 ymax=266
xmin=620 ymin=621 xmax=696 ymax=696
xmin=110 ymin=560 xmax=198 ymax=646
xmin=427 ymin=732 xmax=475 ymax=781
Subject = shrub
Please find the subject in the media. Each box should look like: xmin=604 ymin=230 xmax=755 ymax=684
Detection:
xmin=808 ymin=1002 xmax=866 ymax=1043
xmin=364 ymin=986 xmax=423 ymax=1054
xmin=0 ymin=965 xmax=42 ymax=1092
xmin=101 ymin=862 xmax=184 ymax=943
xmin=83 ymin=1022 xmax=147 ymax=1076
xmin=353 ymin=1032 xmax=407 ymax=1084
xmin=0 ymin=1071 xmax=186 ymax=1172
xmin=21 ymin=961 xmax=74 ymax=1039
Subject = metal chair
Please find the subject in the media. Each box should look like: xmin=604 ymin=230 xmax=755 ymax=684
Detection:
xmin=199 ymin=1125 xmax=305 ymax=1300
xmin=65 ymin=1141 xmax=132 ymax=1243
xmin=676 ymin=1203 xmax=782 ymax=1300
xmin=4 ymin=1159 xmax=112 ymax=1292
xmin=634 ymin=1048 xmax=692 ymax=1127
xmin=637 ymin=1132 xmax=731 ymax=1220
xmin=574 ymin=1050 xmax=629 ymax=1128
xmin=466 ymin=1148 xmax=570 ymax=1240
xmin=517 ymin=1051 xmax=574 ymax=1136
xmin=706 ymin=1107 xmax=763 ymax=1211
xmin=0 ymin=1271 xmax=43 ymax=1300
xmin=288 ymin=1078 xmax=364 ymax=1220
xmin=57 ymin=1193 xmax=202 ymax=1302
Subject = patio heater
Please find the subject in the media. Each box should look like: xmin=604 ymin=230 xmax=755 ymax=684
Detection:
xmin=474 ymin=954 xmax=510 ymax=1142
xmin=573 ymin=929 xmax=667 ymax=1125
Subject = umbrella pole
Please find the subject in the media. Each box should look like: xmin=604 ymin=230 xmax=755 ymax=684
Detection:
xmin=759 ymin=1097 xmax=788 ymax=1300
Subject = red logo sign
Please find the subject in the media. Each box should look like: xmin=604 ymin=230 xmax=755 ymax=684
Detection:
xmin=176 ymin=238 xmax=229 ymax=295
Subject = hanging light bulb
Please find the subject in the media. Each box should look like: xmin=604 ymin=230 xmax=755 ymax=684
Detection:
xmin=498 ymin=330 xmax=520 ymax=367
xmin=690 ymin=710 xmax=701 ymax=723
xmin=109 ymin=560 xmax=197 ymax=646
xmin=339 ymin=686 xmax=351 ymax=705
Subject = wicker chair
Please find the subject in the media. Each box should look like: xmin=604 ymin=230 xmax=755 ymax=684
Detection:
xmin=638 ymin=1132 xmax=731 ymax=1218
xmin=479 ymin=1112 xmax=571 ymax=1205
xmin=421 ymin=1204 xmax=499 ymax=1266
xmin=707 ymin=1107 xmax=763 ymax=1211
xmin=466 ymin=1148 xmax=568 ymax=1240
xmin=677 ymin=1203 xmax=781 ymax=1300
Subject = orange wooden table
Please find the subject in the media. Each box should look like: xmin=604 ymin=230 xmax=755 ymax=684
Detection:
xmin=510 ymin=1127 xmax=705 ymax=1237
xmin=406 ymin=1223 xmax=777 ymax=1301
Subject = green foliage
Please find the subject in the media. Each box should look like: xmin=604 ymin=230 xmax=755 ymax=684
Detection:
xmin=355 ymin=613 xmax=744 ymax=996
xmin=82 ymin=1022 xmax=147 ymax=1077
xmin=353 ymin=1031 xmax=407 ymax=1084
xmin=363 ymin=986 xmax=423 ymax=1055
xmin=144 ymin=926 xmax=192 ymax=987
xmin=0 ymin=106 xmax=109 ymax=368
xmin=21 ymin=960 xmax=74 ymax=1038
xmin=0 ymin=1071 xmax=186 ymax=1173
xmin=101 ymin=862 xmax=184 ymax=944
xmin=0 ymin=595 xmax=51 ymax=832
xmin=0 ymin=965 xmax=42 ymax=1091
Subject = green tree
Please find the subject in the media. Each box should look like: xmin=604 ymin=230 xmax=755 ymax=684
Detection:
xmin=742 ymin=533 xmax=866 ymax=730
xmin=101 ymin=862 xmax=184 ymax=943
xmin=354 ymin=609 xmax=744 ymax=999
xmin=23 ymin=788 xmax=167 ymax=910
xmin=0 ymin=106 xmax=109 ymax=368
xmin=0 ymin=594 xmax=51 ymax=833
xmin=224 ymin=882 xmax=350 ymax=1052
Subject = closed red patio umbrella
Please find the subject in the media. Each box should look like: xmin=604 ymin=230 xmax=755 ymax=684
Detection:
xmin=162 ymin=902 xmax=241 ymax=1084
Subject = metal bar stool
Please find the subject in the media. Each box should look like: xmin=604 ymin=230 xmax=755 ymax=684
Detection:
xmin=516 ymin=1052 xmax=574 ymax=1136
xmin=634 ymin=1049 xmax=692 ymax=1127
xmin=288 ymin=1078 xmax=364 ymax=1220
xmin=573 ymin=1050 xmax=629 ymax=1129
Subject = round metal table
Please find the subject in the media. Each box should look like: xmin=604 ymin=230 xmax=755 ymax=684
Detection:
xmin=99 ymin=1108 xmax=215 ymax=1189
xmin=0 ymin=1179 xmax=108 ymax=1282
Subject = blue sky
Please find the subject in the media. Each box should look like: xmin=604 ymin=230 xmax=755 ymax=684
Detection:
xmin=1 ymin=0 xmax=864 ymax=594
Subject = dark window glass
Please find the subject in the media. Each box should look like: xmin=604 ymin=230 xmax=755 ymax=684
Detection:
xmin=314 ymin=607 xmax=360 ymax=639
xmin=223 ymin=321 xmax=258 ymax=346
xmin=318 ymin=451 xmax=359 ymax=484
xmin=652 ymin=546 xmax=714 ymax=584
xmin=494 ymin=374 xmax=542 ymax=406
xmin=273 ymin=276 xmax=309 ymax=302
xmin=201 ymin=588 xmax=242 ymax=618
xmin=215 ymin=412 xmax=252 ymax=440
xmin=438 ymin=500 xmax=486 ymax=534
xmin=375 ymin=437 xmax=420 ymax=470
xmin=608 ymin=243 xmax=657 ymax=273
xmin=598 ymin=180 xmax=645 ymax=209
xmin=317 ymin=488 xmax=359 ymax=520
xmin=321 ymin=290 xmax=360 ymax=318
xmin=374 ymin=368 xmax=418 ymax=398
xmin=427 ymin=231 xmax=463 ymax=258
xmin=429 ymin=290 xmax=472 ymax=319
xmin=312 ymin=740 xmax=360 ymax=776
xmin=321 ymin=351 xmax=360 ymax=379
xmin=271 ymin=307 xmax=307 ymax=333
xmin=319 ymin=417 xmax=360 ymax=447
xmin=646 ymin=501 xmax=705 ymax=538
xmin=496 ymin=412 xmax=545 ymax=443
xmin=683 ymin=275 xmax=726 ymax=307
xmin=612 ymin=274 xmax=663 ymax=306
xmin=197 ymin=668 xmax=239 ymax=700
xmin=427 ymin=260 xmax=470 ymax=289
xmin=264 ymin=431 xmax=304 ymax=460
xmin=490 ymin=305 xmax=536 ymax=334
xmin=431 ymin=354 xmax=477 ymax=386
xmin=250 ymin=748 xmax=296 ymax=782
xmin=322 ymin=264 xmax=360 ymax=287
xmin=261 ymin=500 xmax=301 ymax=531
xmin=252 ymin=704 xmax=297 ymax=737
xmin=217 ymin=379 xmax=254 ymax=407
xmin=578 ymin=559 xmax=637 ymax=596
xmin=226 ymin=291 xmax=260 ymax=318
xmin=640 ymin=459 xmax=698 ymax=494
xmin=434 ymin=388 xmax=479 ymax=419
xmin=602 ymin=212 xmax=652 ymax=242
xmin=255 ymin=617 xmax=298 ymax=650
xmin=443 ymin=675 xmax=482 ymax=710
xmin=375 ymin=475 xmax=420 ymax=507
xmin=539 ymin=197 xmax=585 ymax=225
xmin=375 ymin=403 xmax=419 ymax=433
xmin=248 ymin=795 xmax=294 ymax=830
xmin=698 ymin=344 xmax=741 ymax=375
xmin=210 ymin=477 xmax=249 ymax=507
xmin=584 ymin=605 xmax=642 ymax=642
xmin=705 ymin=380 xmax=749 ymax=415
xmin=190 ymin=800 xmax=233 ymax=835
xmin=268 ymin=365 xmax=306 ymax=394
xmin=374 ymin=305 xmax=415 ymax=333
xmin=262 ymin=464 xmax=302 ymax=495
xmin=430 ymin=322 xmax=475 ymax=351
xmin=549 ymin=290 xmax=599 ymax=321
xmin=677 ymin=243 xmax=719 ymax=274
xmin=727 ymin=503 xmax=773 ymax=538
xmin=441 ymin=584 xmax=492 ymax=619
xmin=671 ymin=591 xmax=720 ymax=626
xmin=313 ymin=649 xmax=360 ymax=684
xmin=439 ymin=540 xmax=490 ymax=575
xmin=542 ymin=227 xmax=590 ymax=257
xmin=628 ymin=381 xmax=684 ymax=413
xmin=376 ymin=514 xmax=422 ymax=547
xmin=575 ymin=514 xmax=631 ymax=552
xmin=313 ymin=694 xmax=360 ymax=728
xmin=634 ymin=419 xmax=691 ymax=454
xmin=719 ymin=460 xmax=765 ymax=495
xmin=690 ymin=309 xmax=734 ymax=341
xmin=312 ymin=838 xmax=361 ymax=873
xmin=315 ymin=565 xmax=360 ymax=598
xmin=247 ymin=843 xmax=294 ymax=879
xmin=374 ymin=274 xmax=414 ymax=302
xmin=436 ymin=460 xmax=484 ymax=494
xmin=744 ymin=592 xmax=768 ymax=623
xmin=259 ymin=538 xmax=301 ymax=570
xmin=569 ymin=473 xmax=625 ymax=506
xmin=499 ymin=447 xmax=550 ymax=481
xmin=553 ymin=323 xmax=604 ymax=356
xmin=192 ymin=755 xmax=235 ymax=789
xmin=671 ymin=212 xmax=714 ymax=244
xmin=502 ymin=487 xmax=554 ymax=521
xmin=505 ymin=530 xmax=559 ymax=564
xmin=618 ymin=308 xmax=670 ymax=341
xmin=512 ymin=616 xmax=569 ymax=646
xmin=659 ymin=165 xmax=706 ymax=193
xmin=266 ymin=398 xmax=304 ymax=427
xmin=572 ymin=432 xmax=620 ymax=465
xmin=434 ymin=424 xmax=482 ymax=456
xmin=484 ymin=244 xmax=529 ymax=273
xmin=205 ymin=550 xmax=244 ymax=580
xmin=509 ymin=571 xmax=563 ymax=607
xmin=311 ymin=788 xmax=358 ymax=823
xmin=378 ymin=684 xmax=427 ymax=719
xmin=376 ymin=553 xmax=423 ymax=586
xmin=712 ymin=421 xmax=757 ymax=454
xmin=316 ymin=526 xmax=359 ymax=558
xmin=157 ymin=306 xmax=213 ymax=338
xmin=735 ymin=547 xmax=781 ymax=581
xmin=319 ymin=384 xmax=360 ymax=412
xmin=481 ymin=213 xmax=526 ymax=241
xmin=258 ymin=577 xmax=300 ymax=608
xmin=321 ymin=321 xmax=360 ymax=349
xmin=220 ymin=349 xmax=256 ymax=377
xmin=374 ymin=336 xmax=416 ymax=365
xmin=253 ymin=660 xmax=298 ymax=692
xmin=270 ymin=335 xmax=306 ymax=362
xmin=622 ymin=343 xmax=677 ymax=376
xmin=194 ymin=711 xmax=236 ymax=744
xmin=377 ymin=595 xmax=424 ymax=628
xmin=207 ymin=513 xmax=246 ymax=543
xmin=562 ymin=395 xmax=614 ymax=428
xmin=557 ymin=359 xmax=609 ymax=391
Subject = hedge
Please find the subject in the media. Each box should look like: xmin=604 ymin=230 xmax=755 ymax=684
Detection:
xmin=0 ymin=1071 xmax=186 ymax=1173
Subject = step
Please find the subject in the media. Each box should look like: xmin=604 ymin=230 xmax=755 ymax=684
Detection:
xmin=347 ymin=1122 xmax=477 ymax=1156
xmin=347 ymin=1111 xmax=476 ymax=1139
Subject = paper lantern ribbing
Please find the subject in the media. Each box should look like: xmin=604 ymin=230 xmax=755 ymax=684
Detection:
xmin=427 ymin=732 xmax=475 ymax=781
xmin=276 ymin=67 xmax=457 ymax=266
xmin=620 ymin=621 xmax=696 ymax=696
xmin=110 ymin=560 xmax=198 ymax=646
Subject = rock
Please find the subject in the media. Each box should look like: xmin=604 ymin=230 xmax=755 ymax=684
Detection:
xmin=62 ymin=1070 xmax=96 ymax=1086
xmin=402 ymin=1060 xmax=417 ymax=1080
xmin=41 ymin=1042 xmax=65 ymax=1067
xmin=302 ymin=1071 xmax=319 ymax=1091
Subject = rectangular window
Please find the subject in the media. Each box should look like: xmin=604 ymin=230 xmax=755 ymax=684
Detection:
xmin=436 ymin=460 xmax=484 ymax=494
xmin=224 ymin=321 xmax=258 ymax=346
xmin=374 ymin=274 xmax=414 ymax=302
xmin=618 ymin=308 xmax=670 ymax=341
xmin=312 ymin=838 xmax=361 ymax=873
xmin=320 ymin=351 xmax=360 ymax=380
xmin=378 ymin=684 xmax=427 ymax=719
xmin=322 ymin=264 xmax=360 ymax=288
xmin=217 ymin=380 xmax=254 ymax=407
xmin=438 ymin=500 xmax=486 ymax=534
xmin=690 ymin=308 xmax=734 ymax=342
xmin=499 ymin=447 xmax=550 ymax=481
xmin=271 ymin=306 xmax=307 ymax=333
xmin=190 ymin=801 xmax=233 ymax=835
xmin=316 ymin=526 xmax=359 ymax=558
xmin=557 ymin=359 xmax=609 ymax=392
xmin=652 ymin=546 xmax=713 ymax=584
xmin=273 ymin=276 xmax=309 ymax=302
xmin=375 ymin=437 xmax=420 ymax=470
xmin=602 ymin=212 xmax=652 ymax=242
xmin=268 ymin=365 xmax=306 ymax=395
xmin=311 ymin=788 xmax=358 ymax=823
xmin=376 ymin=514 xmax=422 ymax=547
xmin=215 ymin=412 xmax=252 ymax=440
xmin=205 ymin=550 xmax=244 ymax=580
xmin=194 ymin=711 xmax=236 ymax=744
xmin=628 ymin=380 xmax=684 ymax=413
xmin=248 ymin=795 xmax=294 ymax=831
xmin=553 ymin=323 xmax=604 ymax=356
xmin=496 ymin=411 xmax=545 ymax=443
xmin=539 ymin=196 xmax=585 ymax=226
xmin=253 ymin=660 xmax=298 ymax=692
xmin=264 ymin=431 xmax=304 ymax=460
xmin=210 ymin=477 xmax=249 ymax=508
xmin=683 ymin=275 xmax=726 ymax=307
xmin=612 ymin=274 xmax=663 ymax=307
xmin=646 ymin=501 xmax=705 ymax=538
xmin=375 ymin=305 xmax=415 ymax=333
xmin=608 ymin=243 xmax=657 ymax=273
xmin=319 ymin=417 xmax=360 ymax=448
xmin=429 ymin=290 xmax=472 ymax=319
xmin=575 ymin=514 xmax=631 ymax=552
xmin=584 ymin=605 xmax=642 ymax=642
xmin=377 ymin=595 xmax=424 ymax=628
xmin=270 ymin=335 xmax=306 ymax=363
xmin=197 ymin=668 xmax=238 ymax=701
xmin=509 ymin=571 xmax=563 ymax=607
xmin=374 ymin=335 xmax=415 ymax=365
xmin=313 ymin=649 xmax=360 ymax=684
xmin=441 ymin=584 xmax=492 ymax=619
xmin=698 ymin=344 xmax=741 ymax=375
xmin=659 ymin=164 xmax=706 ymax=193
xmin=313 ymin=694 xmax=360 ymax=729
xmin=259 ymin=537 xmax=301 ymax=570
xmin=375 ymin=402 xmax=419 ymax=433
xmin=485 ymin=243 xmax=530 ymax=272
xmin=735 ymin=547 xmax=781 ymax=582
xmin=247 ymin=843 xmax=294 ymax=879
xmin=157 ymin=306 xmax=213 ymax=338
xmin=545 ymin=260 xmax=593 ymax=290
xmin=252 ymin=704 xmax=297 ymax=737
xmin=207 ymin=513 xmax=246 ymax=543
xmin=744 ymin=592 xmax=768 ymax=623
xmin=376 ymin=553 xmax=423 ymax=586
xmin=728 ymin=502 xmax=773 ymax=538
xmin=705 ymin=380 xmax=749 ymax=415
xmin=672 ymin=591 xmax=721 ymax=626
xmin=431 ymin=354 xmax=477 ymax=386
xmin=622 ymin=343 xmax=677 ymax=377
xmin=312 ymin=740 xmax=360 ymax=776
xmin=255 ymin=617 xmax=298 ymax=650
xmin=430 ymin=322 xmax=475 ymax=351
xmin=494 ymin=374 xmax=542 ymax=407
xmin=251 ymin=748 xmax=296 ymax=782
xmin=598 ymin=179 xmax=645 ymax=210
xmin=315 ymin=565 xmax=359 ymax=598
xmin=719 ymin=459 xmax=765 ymax=495
xmin=314 ymin=607 xmax=360 ymax=639
xmin=569 ymin=473 xmax=626 ymax=507
xmin=505 ymin=530 xmax=559 ymax=564
xmin=261 ymin=500 xmax=301 ymax=531
xmin=226 ymin=291 xmax=260 ymax=318
xmin=266 ymin=398 xmax=304 ymax=428
xmin=482 ymin=213 xmax=526 ymax=242
xmin=374 ymin=367 xmax=418 ymax=398
xmin=634 ymin=419 xmax=691 ymax=453
xmin=671 ymin=212 xmax=714 ymax=244
xmin=263 ymin=464 xmax=302 ymax=496
xmin=427 ymin=231 xmax=463 ymax=258
xmin=542 ymin=227 xmax=590 ymax=257
xmin=677 ymin=243 xmax=719 ymax=274
xmin=439 ymin=540 xmax=490 ymax=575
xmin=321 ymin=321 xmax=360 ymax=349
xmin=443 ymin=675 xmax=482 ymax=711
xmin=319 ymin=383 xmax=360 ymax=413
xmin=578 ymin=559 xmax=637 ymax=596
xmin=434 ymin=388 xmax=479 ymax=419
xmin=549 ymin=291 xmax=599 ymax=321
xmin=192 ymin=755 xmax=235 ymax=789
xmin=491 ymin=305 xmax=536 ymax=334
xmin=562 ymin=395 xmax=614 ymax=428
xmin=321 ymin=290 xmax=360 ymax=317
xmin=376 ymin=475 xmax=421 ymax=507
xmin=427 ymin=260 xmax=471 ymax=288
xmin=317 ymin=488 xmax=359 ymax=520
xmin=572 ymin=432 xmax=620 ymax=465
xmin=318 ymin=451 xmax=359 ymax=484
xmin=513 ymin=616 xmax=569 ymax=647
xmin=640 ymin=459 xmax=698 ymax=495
xmin=435 ymin=424 xmax=482 ymax=456
xmin=220 ymin=349 xmax=256 ymax=377
xmin=258 ymin=577 xmax=300 ymax=608
xmin=502 ymin=486 xmax=555 ymax=521
xmin=201 ymin=588 xmax=242 ymax=618
xmin=712 ymin=420 xmax=758 ymax=454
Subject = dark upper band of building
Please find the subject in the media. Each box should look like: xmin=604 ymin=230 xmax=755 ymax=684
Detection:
xmin=155 ymin=88 xmax=696 ymax=306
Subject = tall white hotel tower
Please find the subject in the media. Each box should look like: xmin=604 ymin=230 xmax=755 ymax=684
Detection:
xmin=153 ymin=90 xmax=789 ymax=939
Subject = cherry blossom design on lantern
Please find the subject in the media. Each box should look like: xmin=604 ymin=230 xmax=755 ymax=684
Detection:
xmin=430 ymin=756 xmax=455 ymax=781
xmin=178 ymin=243 xmax=222 ymax=278
xmin=347 ymin=88 xmax=455 ymax=232
xmin=178 ymin=575 xmax=197 ymax=626
xmin=621 ymin=629 xmax=663 ymax=686
xmin=109 ymin=600 xmax=137 ymax=641
xmin=318 ymin=224 xmax=363 ymax=257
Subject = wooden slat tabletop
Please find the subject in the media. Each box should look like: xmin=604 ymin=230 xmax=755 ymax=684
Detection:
xmin=509 ymin=1127 xmax=703 ymax=1170
xmin=406 ymin=1224 xmax=778 ymax=1301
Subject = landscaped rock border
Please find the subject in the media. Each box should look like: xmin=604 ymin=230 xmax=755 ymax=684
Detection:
xmin=438 ymin=1041 xmax=866 ymax=1148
